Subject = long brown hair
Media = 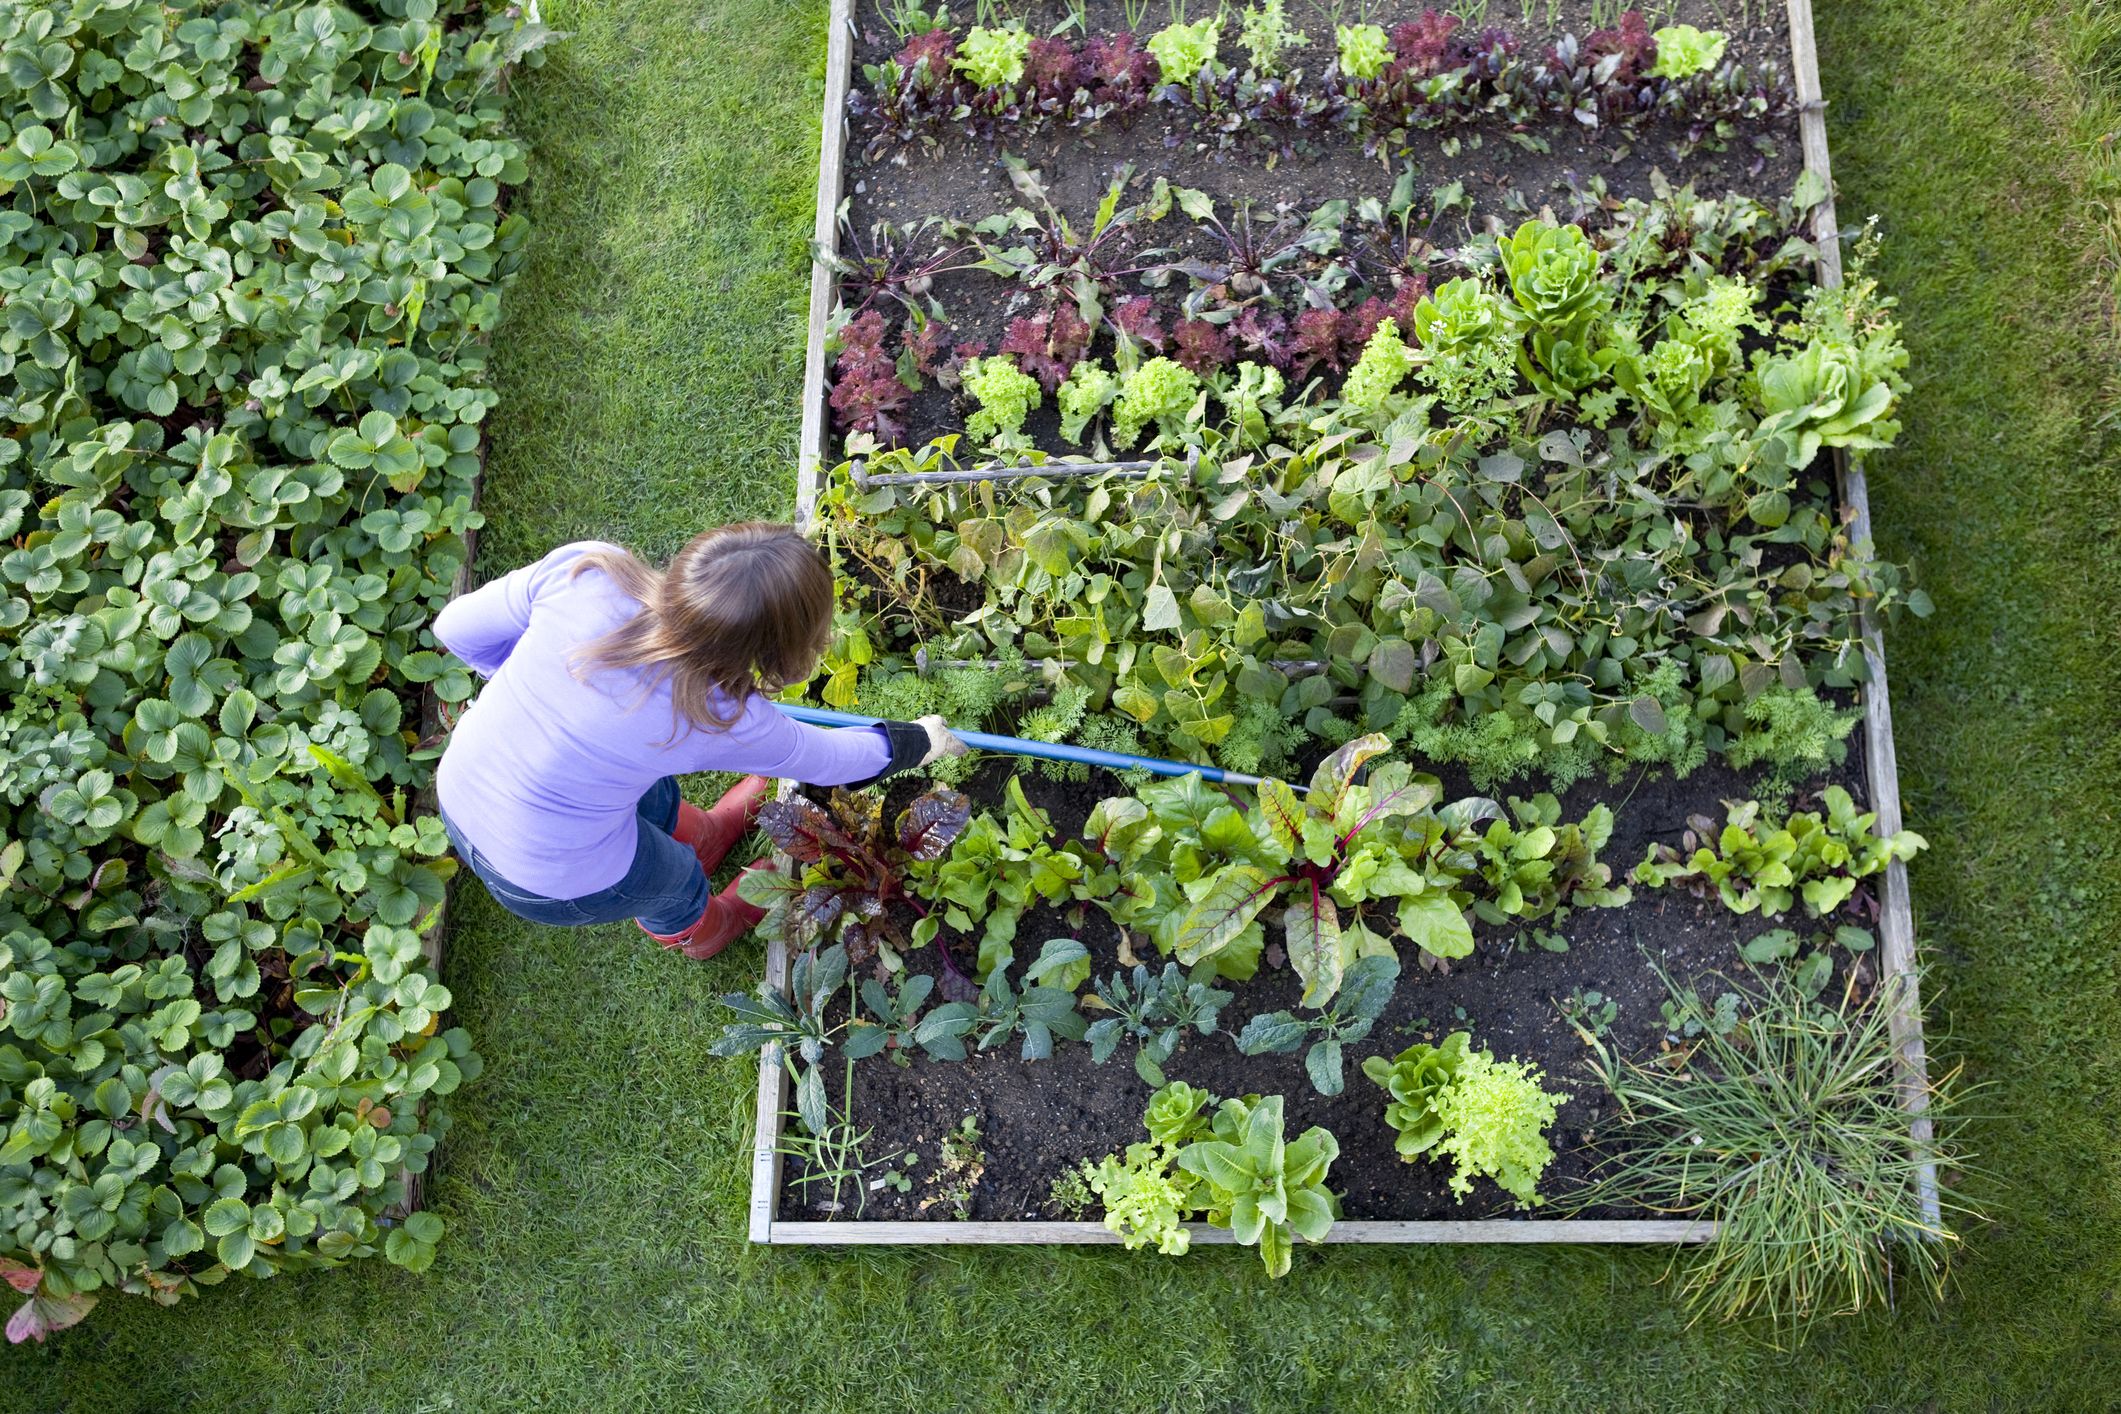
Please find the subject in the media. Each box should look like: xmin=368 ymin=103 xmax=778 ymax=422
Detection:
xmin=568 ymin=524 xmax=834 ymax=736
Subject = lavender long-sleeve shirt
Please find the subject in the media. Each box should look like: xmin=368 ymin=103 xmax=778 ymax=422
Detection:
xmin=433 ymin=541 xmax=889 ymax=897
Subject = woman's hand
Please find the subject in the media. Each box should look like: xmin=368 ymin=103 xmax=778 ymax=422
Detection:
xmin=914 ymin=715 xmax=969 ymax=765
xmin=867 ymin=715 xmax=969 ymax=783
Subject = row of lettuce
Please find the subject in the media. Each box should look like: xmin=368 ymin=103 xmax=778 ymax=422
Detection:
xmin=0 ymin=1 xmax=552 ymax=1340
xmin=855 ymin=5 xmax=1790 ymax=159
xmin=826 ymin=161 xmax=1830 ymax=454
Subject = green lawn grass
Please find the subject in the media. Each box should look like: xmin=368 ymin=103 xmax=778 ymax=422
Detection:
xmin=9 ymin=0 xmax=2120 ymax=1408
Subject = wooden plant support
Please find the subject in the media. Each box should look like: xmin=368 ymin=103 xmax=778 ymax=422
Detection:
xmin=387 ymin=489 xmax=481 ymax=1224
xmin=854 ymin=458 xmax=1159 ymax=488
xmin=750 ymin=0 xmax=1935 ymax=1246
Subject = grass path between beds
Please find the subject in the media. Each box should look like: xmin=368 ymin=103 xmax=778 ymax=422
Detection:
xmin=9 ymin=0 xmax=2119 ymax=1408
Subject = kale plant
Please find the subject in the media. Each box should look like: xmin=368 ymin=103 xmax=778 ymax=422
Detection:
xmin=712 ymin=944 xmax=857 ymax=1137
xmin=1236 ymin=953 xmax=1400 ymax=1096
xmin=1084 ymin=962 xmax=1232 ymax=1086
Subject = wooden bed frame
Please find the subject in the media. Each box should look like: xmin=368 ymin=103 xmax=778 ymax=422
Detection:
xmin=749 ymin=0 xmax=1938 ymax=1246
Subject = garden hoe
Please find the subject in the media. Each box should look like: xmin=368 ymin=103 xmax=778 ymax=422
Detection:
xmin=775 ymin=704 xmax=1302 ymax=790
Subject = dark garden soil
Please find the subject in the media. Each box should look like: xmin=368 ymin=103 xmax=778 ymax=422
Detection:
xmin=776 ymin=733 xmax=1883 ymax=1225
xmin=838 ymin=1 xmax=1805 ymax=456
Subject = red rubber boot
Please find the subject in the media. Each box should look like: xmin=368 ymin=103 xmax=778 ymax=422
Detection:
xmin=639 ymin=861 xmax=772 ymax=961
xmin=671 ymin=775 xmax=772 ymax=875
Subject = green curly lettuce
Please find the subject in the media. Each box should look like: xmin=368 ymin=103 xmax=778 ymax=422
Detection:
xmin=1147 ymin=18 xmax=1220 ymax=84
xmin=1085 ymin=1143 xmax=1196 ymax=1255
xmin=1341 ymin=316 xmax=1417 ymax=413
xmin=1335 ymin=23 xmax=1391 ymax=80
xmin=1056 ymin=358 xmax=1120 ymax=443
xmin=1648 ymin=24 xmax=1727 ymax=79
xmin=1677 ymin=274 xmax=1764 ymax=374
xmin=956 ymin=23 xmax=1031 ymax=87
xmin=961 ymin=354 xmax=1042 ymax=445
xmin=1111 ymin=355 xmax=1201 ymax=448
xmin=1432 ymin=1051 xmax=1566 ymax=1205
xmin=1218 ymin=360 xmax=1285 ymax=445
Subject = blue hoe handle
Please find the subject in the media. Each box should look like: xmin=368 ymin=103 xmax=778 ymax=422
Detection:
xmin=773 ymin=703 xmax=1299 ymax=792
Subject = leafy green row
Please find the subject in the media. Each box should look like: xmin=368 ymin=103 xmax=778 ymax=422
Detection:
xmin=0 ymin=0 xmax=551 ymax=1338
xmin=950 ymin=204 xmax=1900 ymax=502
xmin=748 ymin=738 xmax=1628 ymax=1005
xmin=829 ymin=163 xmax=1826 ymax=453
xmin=1633 ymin=787 xmax=1926 ymax=917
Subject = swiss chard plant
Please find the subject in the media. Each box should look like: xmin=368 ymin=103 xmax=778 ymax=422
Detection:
xmin=912 ymin=778 xmax=1111 ymax=976
xmin=1112 ymin=737 xmax=1627 ymax=1003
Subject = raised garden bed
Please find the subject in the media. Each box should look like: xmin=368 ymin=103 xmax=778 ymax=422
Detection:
xmin=0 ymin=0 xmax=551 ymax=1340
xmin=742 ymin=0 xmax=1938 ymax=1269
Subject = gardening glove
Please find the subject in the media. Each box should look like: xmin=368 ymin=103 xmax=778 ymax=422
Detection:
xmin=912 ymin=714 xmax=970 ymax=765
xmin=864 ymin=715 xmax=969 ymax=784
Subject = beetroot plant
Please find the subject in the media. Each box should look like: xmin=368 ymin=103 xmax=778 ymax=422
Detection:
xmin=742 ymin=787 xmax=972 ymax=967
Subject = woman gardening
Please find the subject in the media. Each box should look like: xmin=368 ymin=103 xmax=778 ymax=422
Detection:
xmin=433 ymin=524 xmax=963 ymax=959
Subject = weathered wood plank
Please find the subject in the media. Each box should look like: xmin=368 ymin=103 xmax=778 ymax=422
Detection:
xmin=768 ymin=1219 xmax=1714 ymax=1246
xmin=749 ymin=930 xmax=792 ymax=1245
xmin=753 ymin=0 xmax=857 ymax=1247
xmin=1783 ymin=0 xmax=1941 ymax=1229
xmin=390 ymin=446 xmax=487 ymax=1224
xmin=794 ymin=0 xmax=857 ymax=534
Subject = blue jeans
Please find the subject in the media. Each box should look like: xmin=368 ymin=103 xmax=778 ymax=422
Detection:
xmin=441 ymin=776 xmax=710 ymax=935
